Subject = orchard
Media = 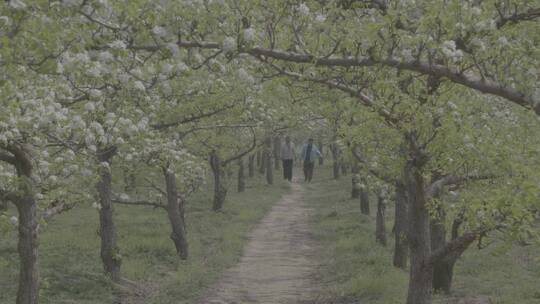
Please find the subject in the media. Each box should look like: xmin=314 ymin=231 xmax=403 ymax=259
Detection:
xmin=0 ymin=1 xmax=539 ymax=304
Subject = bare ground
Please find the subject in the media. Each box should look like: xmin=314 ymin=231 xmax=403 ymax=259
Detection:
xmin=197 ymin=179 xmax=318 ymax=304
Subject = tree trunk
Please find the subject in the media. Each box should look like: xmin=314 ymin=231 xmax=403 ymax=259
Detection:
xmin=431 ymin=210 xmax=455 ymax=294
xmin=163 ymin=167 xmax=188 ymax=260
xmin=318 ymin=140 xmax=324 ymax=165
xmin=360 ymin=178 xmax=370 ymax=215
xmin=0 ymin=199 xmax=7 ymax=211
xmin=256 ymin=150 xmax=261 ymax=167
xmin=341 ymin=162 xmax=348 ymax=175
xmin=258 ymin=149 xmax=266 ymax=175
xmin=15 ymin=195 xmax=39 ymax=304
xmin=331 ymin=144 xmax=340 ymax=179
xmin=375 ymin=192 xmax=387 ymax=246
xmin=273 ymin=137 xmax=281 ymax=170
xmin=393 ymin=182 xmax=409 ymax=269
xmin=7 ymin=146 xmax=40 ymax=304
xmin=237 ymin=158 xmax=246 ymax=192
xmin=210 ymin=151 xmax=227 ymax=211
xmin=264 ymin=138 xmax=273 ymax=185
xmin=96 ymin=151 xmax=122 ymax=282
xmin=248 ymin=154 xmax=255 ymax=178
xmin=123 ymin=168 xmax=136 ymax=193
xmin=351 ymin=174 xmax=360 ymax=199
xmin=404 ymin=161 xmax=433 ymax=304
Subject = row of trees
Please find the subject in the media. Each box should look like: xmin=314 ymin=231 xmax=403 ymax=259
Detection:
xmin=1 ymin=1 xmax=539 ymax=304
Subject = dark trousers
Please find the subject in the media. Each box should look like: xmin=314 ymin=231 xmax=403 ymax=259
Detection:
xmin=303 ymin=161 xmax=315 ymax=182
xmin=282 ymin=159 xmax=293 ymax=181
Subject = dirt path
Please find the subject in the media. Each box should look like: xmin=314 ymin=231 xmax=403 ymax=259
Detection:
xmin=198 ymin=179 xmax=317 ymax=304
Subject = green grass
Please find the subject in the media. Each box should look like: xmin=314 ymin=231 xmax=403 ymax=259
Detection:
xmin=0 ymin=173 xmax=290 ymax=304
xmin=307 ymin=167 xmax=540 ymax=304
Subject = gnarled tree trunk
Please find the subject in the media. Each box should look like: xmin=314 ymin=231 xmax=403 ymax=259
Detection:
xmin=4 ymin=145 xmax=40 ymax=304
xmin=351 ymin=174 xmax=361 ymax=199
xmin=248 ymin=154 xmax=255 ymax=178
xmin=123 ymin=167 xmax=136 ymax=193
xmin=404 ymin=160 xmax=433 ymax=304
xmin=360 ymin=178 xmax=370 ymax=215
xmin=331 ymin=143 xmax=341 ymax=180
xmin=264 ymin=138 xmax=273 ymax=185
xmin=318 ymin=140 xmax=324 ymax=165
xmin=163 ymin=166 xmax=188 ymax=260
xmin=96 ymin=147 xmax=122 ymax=283
xmin=258 ymin=149 xmax=266 ymax=175
xmin=15 ymin=192 xmax=39 ymax=304
xmin=393 ymin=182 xmax=409 ymax=269
xmin=210 ymin=151 xmax=227 ymax=211
xmin=341 ymin=162 xmax=348 ymax=176
xmin=375 ymin=192 xmax=387 ymax=246
xmin=273 ymin=137 xmax=281 ymax=170
xmin=237 ymin=158 xmax=246 ymax=192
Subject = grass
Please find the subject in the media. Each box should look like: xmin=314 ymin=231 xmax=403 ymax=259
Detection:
xmin=306 ymin=166 xmax=540 ymax=304
xmin=0 ymin=172 xmax=290 ymax=304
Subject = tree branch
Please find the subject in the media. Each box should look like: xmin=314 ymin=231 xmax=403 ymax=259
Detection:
xmin=129 ymin=41 xmax=538 ymax=114
xmin=223 ymin=128 xmax=258 ymax=166
xmin=351 ymin=145 xmax=398 ymax=184
xmin=496 ymin=7 xmax=540 ymax=28
xmin=151 ymin=104 xmax=235 ymax=130
xmin=112 ymin=198 xmax=165 ymax=209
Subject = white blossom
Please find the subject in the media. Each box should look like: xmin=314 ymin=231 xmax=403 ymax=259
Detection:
xmin=8 ymin=0 xmax=26 ymax=9
xmin=176 ymin=62 xmax=189 ymax=72
xmin=297 ymin=3 xmax=310 ymax=16
xmin=243 ymin=28 xmax=256 ymax=42
xmin=10 ymin=216 xmax=18 ymax=226
xmin=89 ymin=89 xmax=102 ymax=99
xmin=315 ymin=13 xmax=326 ymax=23
xmin=222 ymin=37 xmax=236 ymax=52
xmin=152 ymin=26 xmax=168 ymax=37
xmin=133 ymin=80 xmax=146 ymax=91
xmin=108 ymin=40 xmax=126 ymax=50
xmin=84 ymin=102 xmax=96 ymax=112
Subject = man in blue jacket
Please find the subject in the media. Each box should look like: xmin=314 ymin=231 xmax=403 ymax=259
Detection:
xmin=300 ymin=138 xmax=322 ymax=182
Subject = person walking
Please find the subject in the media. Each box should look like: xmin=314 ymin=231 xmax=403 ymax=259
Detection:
xmin=300 ymin=138 xmax=322 ymax=182
xmin=280 ymin=136 xmax=295 ymax=182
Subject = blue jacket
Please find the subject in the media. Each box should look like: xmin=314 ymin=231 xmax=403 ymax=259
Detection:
xmin=300 ymin=144 xmax=322 ymax=162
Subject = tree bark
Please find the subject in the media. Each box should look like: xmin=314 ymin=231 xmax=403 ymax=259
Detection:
xmin=360 ymin=178 xmax=370 ymax=215
xmin=210 ymin=151 xmax=227 ymax=211
xmin=430 ymin=208 xmax=459 ymax=294
xmin=4 ymin=145 xmax=40 ymax=304
xmin=0 ymin=198 xmax=7 ymax=211
xmin=264 ymin=138 xmax=273 ymax=185
xmin=375 ymin=192 xmax=387 ymax=246
xmin=273 ymin=137 xmax=281 ymax=170
xmin=331 ymin=144 xmax=341 ymax=180
xmin=123 ymin=168 xmax=136 ymax=193
xmin=163 ymin=167 xmax=188 ymax=260
xmin=393 ymin=182 xmax=409 ymax=269
xmin=96 ymin=149 xmax=122 ymax=282
xmin=318 ymin=140 xmax=324 ymax=165
xmin=258 ymin=149 xmax=266 ymax=175
xmin=15 ymin=194 xmax=39 ymax=304
xmin=341 ymin=162 xmax=348 ymax=175
xmin=248 ymin=154 xmax=255 ymax=178
xmin=256 ymin=150 xmax=261 ymax=167
xmin=351 ymin=174 xmax=361 ymax=199
xmin=237 ymin=158 xmax=246 ymax=192
xmin=404 ymin=160 xmax=433 ymax=304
